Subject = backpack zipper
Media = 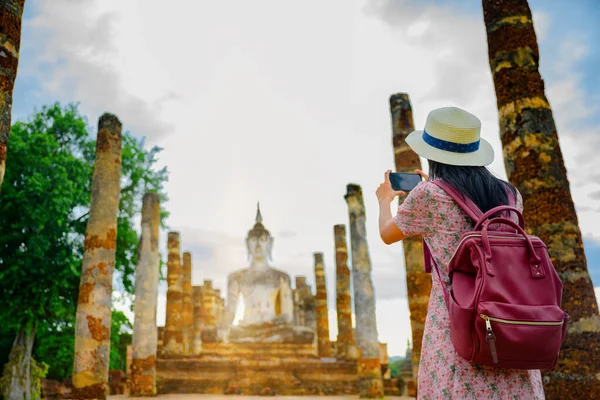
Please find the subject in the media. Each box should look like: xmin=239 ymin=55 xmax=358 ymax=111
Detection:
xmin=449 ymin=234 xmax=527 ymax=263
xmin=480 ymin=314 xmax=564 ymax=326
xmin=479 ymin=314 xmax=564 ymax=364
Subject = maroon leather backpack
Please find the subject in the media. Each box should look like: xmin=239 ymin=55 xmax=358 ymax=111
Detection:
xmin=424 ymin=180 xmax=568 ymax=370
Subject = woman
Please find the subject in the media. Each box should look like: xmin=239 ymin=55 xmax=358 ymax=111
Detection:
xmin=376 ymin=107 xmax=545 ymax=399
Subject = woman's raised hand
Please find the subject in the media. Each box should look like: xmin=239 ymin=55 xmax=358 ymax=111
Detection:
xmin=376 ymin=170 xmax=406 ymax=204
xmin=415 ymin=169 xmax=430 ymax=182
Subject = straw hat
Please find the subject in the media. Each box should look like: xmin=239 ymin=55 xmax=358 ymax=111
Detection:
xmin=405 ymin=106 xmax=494 ymax=166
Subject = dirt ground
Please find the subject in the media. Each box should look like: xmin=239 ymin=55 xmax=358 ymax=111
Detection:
xmin=109 ymin=395 xmax=414 ymax=400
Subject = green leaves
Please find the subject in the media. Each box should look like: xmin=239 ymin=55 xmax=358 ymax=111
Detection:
xmin=0 ymin=102 xmax=169 ymax=374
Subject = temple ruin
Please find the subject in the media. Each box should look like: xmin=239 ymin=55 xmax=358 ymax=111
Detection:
xmin=131 ymin=204 xmax=401 ymax=397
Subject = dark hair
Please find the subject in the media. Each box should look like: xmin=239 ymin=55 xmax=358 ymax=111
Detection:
xmin=428 ymin=160 xmax=517 ymax=213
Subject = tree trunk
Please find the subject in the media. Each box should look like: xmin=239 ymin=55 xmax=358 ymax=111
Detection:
xmin=482 ymin=1 xmax=600 ymax=398
xmin=72 ymin=113 xmax=123 ymax=399
xmin=1 ymin=323 xmax=37 ymax=400
xmin=0 ymin=0 xmax=26 ymax=190
xmin=345 ymin=184 xmax=384 ymax=399
xmin=389 ymin=93 xmax=431 ymax=380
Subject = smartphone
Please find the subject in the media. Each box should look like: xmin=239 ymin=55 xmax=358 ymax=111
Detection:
xmin=389 ymin=172 xmax=421 ymax=192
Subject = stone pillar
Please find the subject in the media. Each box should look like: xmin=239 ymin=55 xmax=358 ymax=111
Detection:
xmin=215 ymin=289 xmax=225 ymax=329
xmin=157 ymin=327 xmax=164 ymax=356
xmin=163 ymin=232 xmax=183 ymax=355
xmin=345 ymin=184 xmax=384 ymax=398
xmin=130 ymin=193 xmax=160 ymax=396
xmin=295 ymin=276 xmax=316 ymax=331
xmin=293 ymin=278 xmax=306 ymax=327
xmin=313 ymin=252 xmax=332 ymax=357
xmin=192 ymin=286 xmax=203 ymax=355
xmin=334 ymin=224 xmax=356 ymax=360
xmin=0 ymin=0 xmax=25 ymax=190
xmin=181 ymin=251 xmax=194 ymax=355
xmin=202 ymin=280 xmax=217 ymax=342
xmin=389 ymin=93 xmax=431 ymax=379
xmin=483 ymin=1 xmax=600 ymax=396
xmin=72 ymin=114 xmax=122 ymax=399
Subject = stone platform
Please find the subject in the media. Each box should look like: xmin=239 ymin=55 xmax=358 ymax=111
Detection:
xmin=156 ymin=343 xmax=400 ymax=396
xmin=111 ymin=395 xmax=413 ymax=400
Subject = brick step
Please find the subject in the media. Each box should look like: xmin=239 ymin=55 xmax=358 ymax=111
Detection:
xmin=198 ymin=342 xmax=318 ymax=358
xmin=157 ymin=359 xmax=360 ymax=396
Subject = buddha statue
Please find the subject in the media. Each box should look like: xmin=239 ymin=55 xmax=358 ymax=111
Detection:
xmin=225 ymin=204 xmax=314 ymax=344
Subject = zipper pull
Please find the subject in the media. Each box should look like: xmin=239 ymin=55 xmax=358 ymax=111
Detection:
xmin=481 ymin=314 xmax=498 ymax=364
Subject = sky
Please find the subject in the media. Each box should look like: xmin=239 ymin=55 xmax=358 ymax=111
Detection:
xmin=11 ymin=0 xmax=600 ymax=356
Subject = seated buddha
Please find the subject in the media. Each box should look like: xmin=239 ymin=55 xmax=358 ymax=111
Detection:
xmin=225 ymin=204 xmax=314 ymax=344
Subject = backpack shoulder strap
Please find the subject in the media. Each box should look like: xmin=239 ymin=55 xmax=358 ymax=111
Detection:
xmin=430 ymin=180 xmax=483 ymax=223
xmin=423 ymin=240 xmax=450 ymax=310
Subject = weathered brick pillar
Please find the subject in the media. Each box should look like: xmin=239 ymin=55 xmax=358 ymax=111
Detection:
xmin=345 ymin=184 xmax=384 ymax=398
xmin=296 ymin=276 xmax=316 ymax=331
xmin=314 ymin=252 xmax=332 ymax=357
xmin=181 ymin=251 xmax=194 ymax=355
xmin=192 ymin=286 xmax=203 ymax=355
xmin=72 ymin=114 xmax=123 ymax=399
xmin=131 ymin=193 xmax=160 ymax=396
xmin=483 ymin=1 xmax=600 ymax=396
xmin=0 ymin=0 xmax=25 ymax=190
xmin=163 ymin=232 xmax=183 ymax=355
xmin=389 ymin=93 xmax=430 ymax=379
xmin=202 ymin=280 xmax=217 ymax=342
xmin=334 ymin=224 xmax=357 ymax=360
xmin=215 ymin=289 xmax=225 ymax=329
xmin=293 ymin=277 xmax=306 ymax=326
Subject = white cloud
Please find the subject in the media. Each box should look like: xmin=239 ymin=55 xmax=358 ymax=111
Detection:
xmin=20 ymin=0 xmax=600 ymax=357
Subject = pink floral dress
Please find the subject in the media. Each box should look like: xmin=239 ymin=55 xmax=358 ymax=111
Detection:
xmin=393 ymin=181 xmax=545 ymax=400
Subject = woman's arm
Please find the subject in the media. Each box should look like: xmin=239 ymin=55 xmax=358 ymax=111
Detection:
xmin=376 ymin=169 xmax=430 ymax=245
xmin=378 ymin=199 xmax=407 ymax=244
xmin=376 ymin=170 xmax=407 ymax=245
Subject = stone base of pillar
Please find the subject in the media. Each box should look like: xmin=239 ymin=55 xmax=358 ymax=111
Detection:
xmin=70 ymin=383 xmax=108 ymax=399
xmin=357 ymin=358 xmax=384 ymax=398
xmin=130 ymin=356 xmax=157 ymax=397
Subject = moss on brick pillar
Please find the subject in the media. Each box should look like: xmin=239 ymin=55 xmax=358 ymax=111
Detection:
xmin=483 ymin=1 xmax=600 ymax=397
xmin=389 ymin=93 xmax=431 ymax=380
xmin=72 ymin=113 xmax=123 ymax=399
xmin=163 ymin=232 xmax=183 ymax=356
xmin=345 ymin=184 xmax=384 ymax=398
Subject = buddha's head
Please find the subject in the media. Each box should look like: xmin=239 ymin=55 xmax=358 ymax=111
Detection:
xmin=246 ymin=203 xmax=274 ymax=263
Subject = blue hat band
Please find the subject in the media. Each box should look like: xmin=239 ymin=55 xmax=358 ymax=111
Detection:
xmin=422 ymin=130 xmax=480 ymax=153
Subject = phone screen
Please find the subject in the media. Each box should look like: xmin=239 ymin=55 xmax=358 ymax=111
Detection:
xmin=389 ymin=172 xmax=421 ymax=192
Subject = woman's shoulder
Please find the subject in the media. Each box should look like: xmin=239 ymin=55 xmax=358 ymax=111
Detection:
xmin=409 ymin=180 xmax=451 ymax=200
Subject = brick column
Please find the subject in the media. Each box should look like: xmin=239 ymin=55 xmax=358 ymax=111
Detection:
xmin=334 ymin=224 xmax=356 ymax=360
xmin=192 ymin=286 xmax=203 ymax=355
xmin=163 ymin=232 xmax=183 ymax=355
xmin=72 ymin=114 xmax=122 ymax=399
xmin=389 ymin=93 xmax=430 ymax=379
xmin=314 ymin=252 xmax=332 ymax=357
xmin=181 ymin=251 xmax=194 ymax=355
xmin=201 ymin=280 xmax=217 ymax=342
xmin=345 ymin=184 xmax=384 ymax=398
xmin=131 ymin=193 xmax=160 ymax=396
